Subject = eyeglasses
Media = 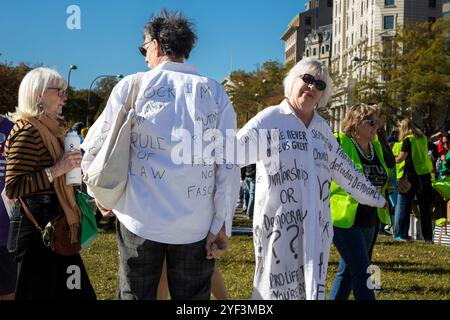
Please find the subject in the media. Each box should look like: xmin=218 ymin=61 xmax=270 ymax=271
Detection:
xmin=139 ymin=40 xmax=153 ymax=57
xmin=47 ymin=87 xmax=67 ymax=97
xmin=299 ymin=74 xmax=327 ymax=91
xmin=363 ymin=119 xmax=380 ymax=127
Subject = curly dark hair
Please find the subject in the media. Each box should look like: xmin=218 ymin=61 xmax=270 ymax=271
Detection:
xmin=144 ymin=9 xmax=197 ymax=59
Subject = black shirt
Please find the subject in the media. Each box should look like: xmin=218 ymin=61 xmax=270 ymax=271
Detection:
xmin=353 ymin=143 xmax=388 ymax=228
xmin=401 ymin=138 xmax=416 ymax=177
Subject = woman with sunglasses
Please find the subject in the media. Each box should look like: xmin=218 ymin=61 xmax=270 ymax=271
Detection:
xmin=329 ymin=104 xmax=391 ymax=300
xmin=237 ymin=59 xmax=387 ymax=300
xmin=4 ymin=67 xmax=96 ymax=300
xmin=393 ymin=119 xmax=434 ymax=242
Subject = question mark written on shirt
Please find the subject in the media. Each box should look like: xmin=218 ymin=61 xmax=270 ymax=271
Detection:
xmin=267 ymin=230 xmax=281 ymax=264
xmin=287 ymin=224 xmax=299 ymax=260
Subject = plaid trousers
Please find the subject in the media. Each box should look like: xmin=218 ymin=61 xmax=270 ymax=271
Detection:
xmin=116 ymin=220 xmax=215 ymax=300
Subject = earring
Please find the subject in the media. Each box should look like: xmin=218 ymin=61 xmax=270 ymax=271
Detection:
xmin=37 ymin=102 xmax=44 ymax=111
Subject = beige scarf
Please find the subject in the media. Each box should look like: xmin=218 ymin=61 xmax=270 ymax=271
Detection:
xmin=24 ymin=115 xmax=81 ymax=243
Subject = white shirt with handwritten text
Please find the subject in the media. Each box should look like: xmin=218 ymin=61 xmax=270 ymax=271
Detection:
xmin=81 ymin=62 xmax=240 ymax=244
xmin=237 ymin=100 xmax=386 ymax=300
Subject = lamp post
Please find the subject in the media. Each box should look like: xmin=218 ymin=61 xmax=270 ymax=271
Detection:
xmin=67 ymin=65 xmax=78 ymax=95
xmin=86 ymin=74 xmax=123 ymax=126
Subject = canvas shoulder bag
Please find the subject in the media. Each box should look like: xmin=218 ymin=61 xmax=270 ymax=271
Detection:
xmin=83 ymin=73 xmax=143 ymax=210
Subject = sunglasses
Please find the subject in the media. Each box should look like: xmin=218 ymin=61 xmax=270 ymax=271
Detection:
xmin=47 ymin=87 xmax=67 ymax=97
xmin=300 ymin=74 xmax=327 ymax=91
xmin=363 ymin=119 xmax=380 ymax=127
xmin=139 ymin=40 xmax=153 ymax=57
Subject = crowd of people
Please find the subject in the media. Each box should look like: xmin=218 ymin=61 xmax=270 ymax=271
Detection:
xmin=0 ymin=9 xmax=447 ymax=301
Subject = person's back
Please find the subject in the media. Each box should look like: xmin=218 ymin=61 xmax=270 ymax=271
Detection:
xmin=87 ymin=65 xmax=236 ymax=243
xmin=81 ymin=9 xmax=239 ymax=300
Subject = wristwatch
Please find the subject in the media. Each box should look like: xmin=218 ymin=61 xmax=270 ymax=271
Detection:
xmin=44 ymin=167 xmax=54 ymax=183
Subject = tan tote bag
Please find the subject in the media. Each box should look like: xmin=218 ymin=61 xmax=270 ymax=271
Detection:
xmin=83 ymin=73 xmax=143 ymax=210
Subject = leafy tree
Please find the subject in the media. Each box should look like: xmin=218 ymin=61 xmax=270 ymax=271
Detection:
xmin=352 ymin=17 xmax=450 ymax=132
xmin=227 ymin=60 xmax=291 ymax=128
xmin=91 ymin=76 xmax=121 ymax=121
xmin=0 ymin=63 xmax=31 ymax=115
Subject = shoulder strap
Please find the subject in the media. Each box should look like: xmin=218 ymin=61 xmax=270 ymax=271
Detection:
xmin=124 ymin=73 xmax=144 ymax=112
xmin=18 ymin=197 xmax=42 ymax=232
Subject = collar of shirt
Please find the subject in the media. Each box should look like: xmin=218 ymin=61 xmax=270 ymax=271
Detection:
xmin=152 ymin=61 xmax=199 ymax=76
xmin=279 ymin=99 xmax=294 ymax=115
xmin=278 ymin=99 xmax=318 ymax=127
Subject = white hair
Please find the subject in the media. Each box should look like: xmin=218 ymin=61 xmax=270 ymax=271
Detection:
xmin=283 ymin=58 xmax=333 ymax=110
xmin=9 ymin=67 xmax=67 ymax=120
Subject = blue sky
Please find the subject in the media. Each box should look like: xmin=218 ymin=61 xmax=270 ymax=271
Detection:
xmin=0 ymin=0 xmax=308 ymax=89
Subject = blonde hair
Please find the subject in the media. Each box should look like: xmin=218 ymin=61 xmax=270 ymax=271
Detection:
xmin=341 ymin=103 xmax=381 ymax=138
xmin=9 ymin=67 xmax=67 ymax=121
xmin=398 ymin=118 xmax=423 ymax=140
xmin=283 ymin=57 xmax=333 ymax=110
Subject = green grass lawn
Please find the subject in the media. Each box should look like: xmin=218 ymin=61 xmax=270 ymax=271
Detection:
xmin=82 ymin=214 xmax=450 ymax=300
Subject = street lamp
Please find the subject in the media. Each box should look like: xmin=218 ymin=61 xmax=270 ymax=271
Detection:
xmin=86 ymin=74 xmax=124 ymax=126
xmin=67 ymin=65 xmax=78 ymax=94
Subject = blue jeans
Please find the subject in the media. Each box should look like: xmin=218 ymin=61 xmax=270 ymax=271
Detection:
xmin=330 ymin=224 xmax=376 ymax=300
xmin=244 ymin=177 xmax=255 ymax=218
xmin=393 ymin=192 xmax=411 ymax=239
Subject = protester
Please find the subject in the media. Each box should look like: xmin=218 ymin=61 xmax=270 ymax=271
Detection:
xmin=0 ymin=114 xmax=15 ymax=300
xmin=242 ymin=164 xmax=256 ymax=219
xmin=329 ymin=104 xmax=391 ymax=300
xmin=72 ymin=122 xmax=84 ymax=143
xmin=80 ymin=127 xmax=89 ymax=139
xmin=81 ymin=10 xmax=239 ymax=300
xmin=5 ymin=67 xmax=96 ymax=300
xmin=393 ymin=119 xmax=434 ymax=242
xmin=236 ymin=58 xmax=387 ymax=300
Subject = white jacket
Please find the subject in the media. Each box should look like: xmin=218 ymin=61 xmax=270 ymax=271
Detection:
xmin=81 ymin=62 xmax=240 ymax=244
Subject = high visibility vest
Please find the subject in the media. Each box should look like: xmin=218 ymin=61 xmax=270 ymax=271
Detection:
xmin=392 ymin=141 xmax=405 ymax=179
xmin=404 ymin=135 xmax=433 ymax=175
xmin=330 ymin=133 xmax=390 ymax=228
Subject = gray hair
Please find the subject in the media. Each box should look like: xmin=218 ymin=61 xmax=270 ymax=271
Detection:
xmin=283 ymin=58 xmax=333 ymax=110
xmin=9 ymin=67 xmax=67 ymax=120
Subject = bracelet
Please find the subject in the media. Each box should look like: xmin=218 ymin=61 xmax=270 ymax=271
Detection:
xmin=45 ymin=167 xmax=54 ymax=183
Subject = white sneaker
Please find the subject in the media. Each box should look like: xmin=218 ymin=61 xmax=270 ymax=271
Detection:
xmin=384 ymin=225 xmax=393 ymax=235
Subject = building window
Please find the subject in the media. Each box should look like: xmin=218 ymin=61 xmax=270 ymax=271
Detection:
xmin=306 ymin=49 xmax=309 ymax=57
xmin=305 ymin=16 xmax=312 ymax=25
xmin=313 ymin=48 xmax=317 ymax=56
xmin=322 ymin=46 xmax=325 ymax=54
xmin=328 ymin=0 xmax=333 ymax=7
xmin=384 ymin=0 xmax=395 ymax=6
xmin=429 ymin=0 xmax=436 ymax=8
xmin=384 ymin=16 xmax=394 ymax=29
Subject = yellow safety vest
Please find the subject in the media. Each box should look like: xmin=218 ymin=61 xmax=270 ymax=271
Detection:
xmin=392 ymin=141 xmax=405 ymax=179
xmin=404 ymin=135 xmax=433 ymax=175
xmin=330 ymin=133 xmax=390 ymax=228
